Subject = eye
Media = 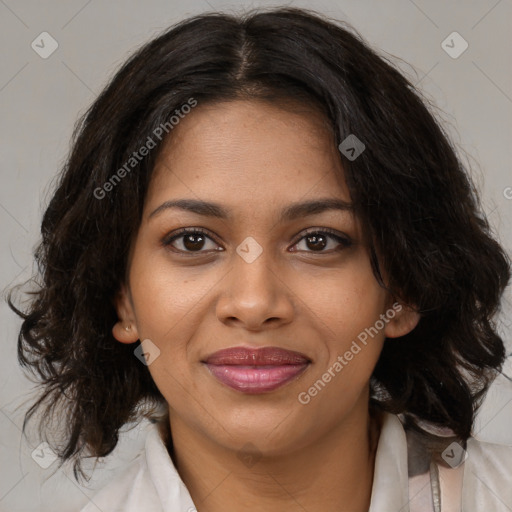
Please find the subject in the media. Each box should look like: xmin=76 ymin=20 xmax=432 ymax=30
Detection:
xmin=162 ymin=228 xmax=222 ymax=253
xmin=290 ymin=228 xmax=352 ymax=253
xmin=162 ymin=227 xmax=353 ymax=255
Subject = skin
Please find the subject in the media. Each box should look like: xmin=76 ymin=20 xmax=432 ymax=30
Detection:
xmin=113 ymin=99 xmax=420 ymax=512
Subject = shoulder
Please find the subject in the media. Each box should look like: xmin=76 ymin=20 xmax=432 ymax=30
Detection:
xmin=463 ymin=437 xmax=512 ymax=509
xmin=79 ymin=446 xmax=162 ymax=512
xmin=80 ymin=422 xmax=194 ymax=512
xmin=395 ymin=413 xmax=512 ymax=510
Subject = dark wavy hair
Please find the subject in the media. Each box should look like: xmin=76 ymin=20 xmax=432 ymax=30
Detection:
xmin=8 ymin=7 xmax=510 ymax=482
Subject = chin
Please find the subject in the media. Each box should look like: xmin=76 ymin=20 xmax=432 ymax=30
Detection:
xmin=210 ymin=409 xmax=310 ymax=453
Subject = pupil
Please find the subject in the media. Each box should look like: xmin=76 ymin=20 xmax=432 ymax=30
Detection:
xmin=307 ymin=234 xmax=326 ymax=251
xmin=184 ymin=234 xmax=205 ymax=251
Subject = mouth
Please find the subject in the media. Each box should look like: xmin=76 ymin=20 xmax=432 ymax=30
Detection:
xmin=202 ymin=346 xmax=311 ymax=394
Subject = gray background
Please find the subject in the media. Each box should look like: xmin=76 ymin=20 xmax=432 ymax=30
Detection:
xmin=1 ymin=1 xmax=511 ymax=510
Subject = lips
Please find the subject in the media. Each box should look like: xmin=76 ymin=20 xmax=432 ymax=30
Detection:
xmin=203 ymin=346 xmax=310 ymax=393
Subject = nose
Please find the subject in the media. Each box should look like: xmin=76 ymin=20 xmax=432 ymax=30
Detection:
xmin=215 ymin=246 xmax=295 ymax=331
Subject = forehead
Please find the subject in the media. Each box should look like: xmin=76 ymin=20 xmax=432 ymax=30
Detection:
xmin=146 ymin=99 xmax=350 ymax=214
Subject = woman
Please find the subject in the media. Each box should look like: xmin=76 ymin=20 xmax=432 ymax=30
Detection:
xmin=10 ymin=7 xmax=511 ymax=511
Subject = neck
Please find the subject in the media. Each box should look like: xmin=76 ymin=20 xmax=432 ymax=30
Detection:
xmin=163 ymin=405 xmax=382 ymax=512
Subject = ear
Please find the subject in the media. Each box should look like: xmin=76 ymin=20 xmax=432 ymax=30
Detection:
xmin=112 ymin=284 xmax=140 ymax=344
xmin=383 ymin=300 xmax=420 ymax=339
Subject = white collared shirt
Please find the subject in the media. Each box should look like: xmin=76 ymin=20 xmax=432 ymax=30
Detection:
xmin=80 ymin=413 xmax=512 ymax=511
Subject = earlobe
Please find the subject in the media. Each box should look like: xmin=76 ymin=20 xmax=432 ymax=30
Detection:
xmin=112 ymin=284 xmax=140 ymax=344
xmin=383 ymin=302 xmax=421 ymax=339
xmin=112 ymin=321 xmax=140 ymax=344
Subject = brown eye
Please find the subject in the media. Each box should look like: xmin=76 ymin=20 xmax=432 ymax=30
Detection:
xmin=162 ymin=229 xmax=222 ymax=253
xmin=305 ymin=233 xmax=328 ymax=251
xmin=292 ymin=229 xmax=352 ymax=253
xmin=182 ymin=233 xmax=206 ymax=251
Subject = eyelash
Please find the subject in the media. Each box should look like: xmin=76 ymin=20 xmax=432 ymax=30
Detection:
xmin=161 ymin=227 xmax=353 ymax=255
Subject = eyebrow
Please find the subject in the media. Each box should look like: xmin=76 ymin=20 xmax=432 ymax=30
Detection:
xmin=149 ymin=198 xmax=353 ymax=222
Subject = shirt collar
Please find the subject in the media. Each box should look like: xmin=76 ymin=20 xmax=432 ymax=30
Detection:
xmin=145 ymin=424 xmax=197 ymax=510
xmin=369 ymin=412 xmax=410 ymax=512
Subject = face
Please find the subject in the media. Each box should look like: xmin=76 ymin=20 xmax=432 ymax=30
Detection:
xmin=113 ymin=99 xmax=419 ymax=456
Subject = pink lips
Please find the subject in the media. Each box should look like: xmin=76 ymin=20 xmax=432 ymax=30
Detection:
xmin=203 ymin=346 xmax=310 ymax=393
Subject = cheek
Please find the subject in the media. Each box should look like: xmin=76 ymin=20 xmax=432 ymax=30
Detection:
xmin=297 ymin=260 xmax=387 ymax=345
xmin=127 ymin=256 xmax=206 ymax=408
xmin=295 ymin=259 xmax=388 ymax=398
xmin=129 ymin=250 xmax=219 ymax=340
xmin=297 ymin=277 xmax=386 ymax=419
xmin=127 ymin=252 xmax=219 ymax=397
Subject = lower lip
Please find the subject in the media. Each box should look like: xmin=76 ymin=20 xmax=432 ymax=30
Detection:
xmin=204 ymin=364 xmax=309 ymax=393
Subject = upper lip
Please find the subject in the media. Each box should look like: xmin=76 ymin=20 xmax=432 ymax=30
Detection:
xmin=203 ymin=346 xmax=311 ymax=366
